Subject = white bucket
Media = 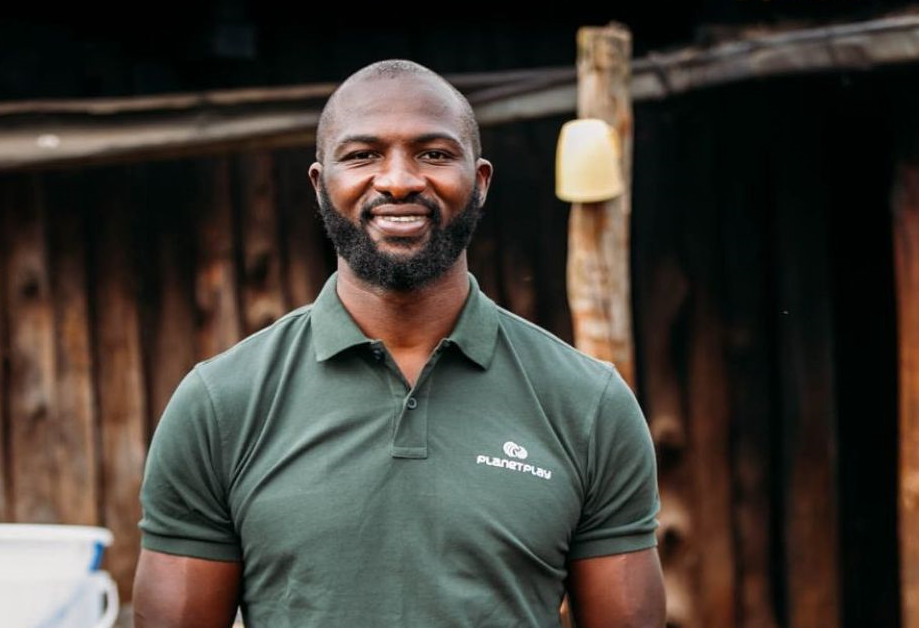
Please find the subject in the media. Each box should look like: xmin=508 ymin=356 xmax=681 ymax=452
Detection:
xmin=0 ymin=572 xmax=119 ymax=628
xmin=0 ymin=524 xmax=119 ymax=628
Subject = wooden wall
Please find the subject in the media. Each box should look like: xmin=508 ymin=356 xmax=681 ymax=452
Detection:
xmin=0 ymin=117 xmax=575 ymax=602
xmin=631 ymin=68 xmax=906 ymax=628
xmin=0 ymin=67 xmax=910 ymax=627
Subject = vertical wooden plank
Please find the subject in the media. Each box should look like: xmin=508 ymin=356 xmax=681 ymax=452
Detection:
xmin=679 ymin=101 xmax=735 ymax=628
xmin=1 ymin=173 xmax=57 ymax=522
xmin=90 ymin=166 xmax=148 ymax=600
xmin=276 ymin=147 xmax=332 ymax=306
xmin=44 ymin=170 xmax=99 ymax=525
xmin=495 ymin=123 xmax=538 ymax=322
xmin=195 ymin=157 xmax=242 ymax=361
xmin=152 ymin=219 xmax=196 ymax=427
xmin=568 ymin=22 xmax=635 ymax=385
xmin=773 ymin=111 xmax=841 ymax=628
xmin=142 ymin=162 xmax=197 ymax=429
xmin=630 ymin=102 xmax=697 ymax=628
xmin=237 ymin=151 xmax=287 ymax=335
xmin=894 ymin=161 xmax=919 ymax=628
xmin=471 ymin=127 xmax=509 ymax=302
xmin=719 ymin=101 xmax=779 ymax=628
xmin=640 ymin=258 xmax=696 ymax=628
xmin=0 ymin=176 xmax=11 ymax=520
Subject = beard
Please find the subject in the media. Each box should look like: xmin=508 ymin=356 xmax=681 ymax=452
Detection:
xmin=316 ymin=179 xmax=483 ymax=291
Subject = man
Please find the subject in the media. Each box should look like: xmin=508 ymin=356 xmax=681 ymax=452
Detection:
xmin=134 ymin=59 xmax=665 ymax=628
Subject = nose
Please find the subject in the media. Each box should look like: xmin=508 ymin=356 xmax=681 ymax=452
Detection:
xmin=372 ymin=151 xmax=426 ymax=200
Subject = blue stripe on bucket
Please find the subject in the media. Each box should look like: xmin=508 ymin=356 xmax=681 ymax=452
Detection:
xmin=89 ymin=541 xmax=103 ymax=571
xmin=31 ymin=578 xmax=95 ymax=628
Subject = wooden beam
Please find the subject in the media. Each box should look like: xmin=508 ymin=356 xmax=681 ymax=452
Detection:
xmin=5 ymin=14 xmax=919 ymax=172
xmin=567 ymin=23 xmax=636 ymax=383
xmin=631 ymin=13 xmax=919 ymax=100
xmin=894 ymin=161 xmax=919 ymax=628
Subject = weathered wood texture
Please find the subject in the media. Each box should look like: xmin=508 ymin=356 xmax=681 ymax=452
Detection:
xmin=568 ymin=24 xmax=636 ymax=384
xmin=0 ymin=141 xmax=572 ymax=601
xmin=772 ymin=103 xmax=841 ymax=628
xmin=0 ymin=67 xmax=908 ymax=626
xmin=895 ymin=160 xmax=919 ymax=628
xmin=626 ymin=69 xmax=908 ymax=628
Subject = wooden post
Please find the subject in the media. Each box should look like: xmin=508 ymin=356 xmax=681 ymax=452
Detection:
xmin=564 ymin=23 xmax=641 ymax=628
xmin=894 ymin=161 xmax=919 ymax=628
xmin=568 ymin=23 xmax=635 ymax=385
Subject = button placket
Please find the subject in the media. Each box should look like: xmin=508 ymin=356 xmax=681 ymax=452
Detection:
xmin=390 ymin=350 xmax=443 ymax=459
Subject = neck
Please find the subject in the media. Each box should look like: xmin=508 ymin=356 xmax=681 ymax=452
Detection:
xmin=335 ymin=255 xmax=471 ymax=355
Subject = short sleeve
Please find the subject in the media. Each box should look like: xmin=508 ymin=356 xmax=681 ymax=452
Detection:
xmin=568 ymin=366 xmax=660 ymax=560
xmin=138 ymin=366 xmax=241 ymax=561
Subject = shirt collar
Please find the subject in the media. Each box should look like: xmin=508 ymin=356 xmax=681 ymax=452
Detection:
xmin=311 ymin=270 xmax=499 ymax=369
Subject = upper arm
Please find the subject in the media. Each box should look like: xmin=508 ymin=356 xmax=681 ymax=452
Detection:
xmin=133 ymin=548 xmax=242 ymax=628
xmin=569 ymin=367 xmax=661 ymax=560
xmin=566 ymin=548 xmax=666 ymax=628
xmin=135 ymin=368 xmax=243 ymax=626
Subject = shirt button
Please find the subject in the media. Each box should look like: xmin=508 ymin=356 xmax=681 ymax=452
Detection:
xmin=406 ymin=397 xmax=418 ymax=410
xmin=372 ymin=348 xmax=384 ymax=361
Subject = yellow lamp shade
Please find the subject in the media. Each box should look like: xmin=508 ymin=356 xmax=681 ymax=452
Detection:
xmin=555 ymin=118 xmax=624 ymax=203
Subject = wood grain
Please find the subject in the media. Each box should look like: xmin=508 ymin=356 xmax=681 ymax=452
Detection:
xmin=894 ymin=161 xmax=919 ymax=628
xmin=194 ymin=157 xmax=243 ymax=361
xmin=91 ymin=167 xmax=148 ymax=600
xmin=568 ymin=23 xmax=635 ymax=384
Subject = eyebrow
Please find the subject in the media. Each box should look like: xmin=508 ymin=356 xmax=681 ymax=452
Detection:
xmin=334 ymin=132 xmax=465 ymax=152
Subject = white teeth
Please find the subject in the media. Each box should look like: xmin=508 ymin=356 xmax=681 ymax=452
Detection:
xmin=381 ymin=215 xmax=425 ymax=222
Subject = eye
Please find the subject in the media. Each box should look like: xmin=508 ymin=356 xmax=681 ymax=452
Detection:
xmin=344 ymin=150 xmax=376 ymax=160
xmin=421 ymin=150 xmax=452 ymax=160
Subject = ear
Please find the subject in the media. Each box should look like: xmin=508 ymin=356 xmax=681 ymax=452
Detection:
xmin=475 ymin=158 xmax=494 ymax=208
xmin=308 ymin=162 xmax=323 ymax=204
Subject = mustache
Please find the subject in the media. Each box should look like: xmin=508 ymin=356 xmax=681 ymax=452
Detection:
xmin=360 ymin=194 xmax=441 ymax=224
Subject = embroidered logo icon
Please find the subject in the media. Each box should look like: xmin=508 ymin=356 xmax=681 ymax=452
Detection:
xmin=503 ymin=441 xmax=528 ymax=459
xmin=476 ymin=441 xmax=552 ymax=480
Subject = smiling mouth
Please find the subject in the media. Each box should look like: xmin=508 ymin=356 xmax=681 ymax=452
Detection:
xmin=369 ymin=214 xmax=432 ymax=238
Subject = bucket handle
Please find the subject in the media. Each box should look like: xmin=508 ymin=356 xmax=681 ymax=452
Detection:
xmin=90 ymin=572 xmax=119 ymax=628
xmin=31 ymin=571 xmax=119 ymax=628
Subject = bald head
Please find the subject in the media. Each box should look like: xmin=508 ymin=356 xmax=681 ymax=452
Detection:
xmin=315 ymin=59 xmax=481 ymax=164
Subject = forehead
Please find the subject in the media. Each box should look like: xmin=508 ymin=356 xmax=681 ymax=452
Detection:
xmin=327 ymin=76 xmax=466 ymax=150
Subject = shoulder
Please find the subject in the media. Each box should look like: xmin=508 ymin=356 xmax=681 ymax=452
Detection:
xmin=492 ymin=305 xmax=635 ymax=439
xmin=494 ymin=304 xmax=617 ymax=391
xmin=191 ymin=304 xmax=316 ymax=415
xmin=196 ymin=304 xmax=313 ymax=375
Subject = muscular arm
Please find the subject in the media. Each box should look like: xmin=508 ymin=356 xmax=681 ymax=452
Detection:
xmin=566 ymin=548 xmax=666 ymax=628
xmin=133 ymin=548 xmax=242 ymax=628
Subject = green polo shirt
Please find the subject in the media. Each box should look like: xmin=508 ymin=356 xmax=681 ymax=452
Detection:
xmin=139 ymin=270 xmax=660 ymax=628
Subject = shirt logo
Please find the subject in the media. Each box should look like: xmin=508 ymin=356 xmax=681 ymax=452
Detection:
xmin=476 ymin=441 xmax=552 ymax=480
xmin=503 ymin=441 xmax=528 ymax=459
